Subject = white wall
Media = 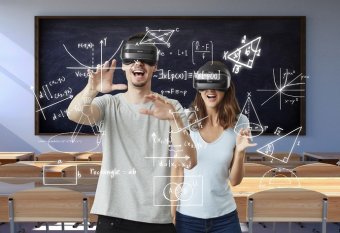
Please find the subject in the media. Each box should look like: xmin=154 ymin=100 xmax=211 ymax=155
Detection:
xmin=1 ymin=0 xmax=340 ymax=154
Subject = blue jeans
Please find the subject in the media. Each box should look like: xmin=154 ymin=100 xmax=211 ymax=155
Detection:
xmin=96 ymin=215 xmax=176 ymax=233
xmin=176 ymin=210 xmax=242 ymax=233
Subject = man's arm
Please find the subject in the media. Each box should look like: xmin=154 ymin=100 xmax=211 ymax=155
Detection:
xmin=67 ymin=84 xmax=100 ymax=125
xmin=139 ymin=94 xmax=197 ymax=170
xmin=67 ymin=60 xmax=127 ymax=125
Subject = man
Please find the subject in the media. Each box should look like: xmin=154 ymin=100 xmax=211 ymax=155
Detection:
xmin=67 ymin=33 xmax=196 ymax=233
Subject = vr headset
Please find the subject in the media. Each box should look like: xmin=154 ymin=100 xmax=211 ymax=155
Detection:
xmin=120 ymin=43 xmax=158 ymax=66
xmin=193 ymin=62 xmax=231 ymax=91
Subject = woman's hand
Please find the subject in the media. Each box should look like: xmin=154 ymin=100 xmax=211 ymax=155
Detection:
xmin=235 ymin=128 xmax=257 ymax=153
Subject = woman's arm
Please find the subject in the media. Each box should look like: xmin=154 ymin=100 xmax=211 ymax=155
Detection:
xmin=229 ymin=128 xmax=257 ymax=186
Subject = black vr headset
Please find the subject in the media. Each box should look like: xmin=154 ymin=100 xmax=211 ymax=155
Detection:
xmin=193 ymin=62 xmax=231 ymax=91
xmin=120 ymin=42 xmax=158 ymax=66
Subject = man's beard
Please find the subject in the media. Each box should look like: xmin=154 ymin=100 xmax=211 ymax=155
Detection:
xmin=132 ymin=80 xmax=148 ymax=88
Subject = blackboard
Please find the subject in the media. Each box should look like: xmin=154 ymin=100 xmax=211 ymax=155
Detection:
xmin=35 ymin=16 xmax=306 ymax=136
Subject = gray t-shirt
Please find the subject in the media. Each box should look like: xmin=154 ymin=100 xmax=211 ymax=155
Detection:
xmin=91 ymin=93 xmax=185 ymax=223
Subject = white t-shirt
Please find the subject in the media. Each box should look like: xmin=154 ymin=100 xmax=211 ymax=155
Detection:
xmin=91 ymin=93 xmax=186 ymax=223
xmin=177 ymin=114 xmax=249 ymax=219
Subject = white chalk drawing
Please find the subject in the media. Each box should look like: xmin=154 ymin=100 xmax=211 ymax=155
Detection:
xmin=153 ymin=175 xmax=203 ymax=206
xmin=47 ymin=132 xmax=102 ymax=153
xmin=43 ymin=164 xmax=78 ymax=186
xmin=32 ymin=81 xmax=74 ymax=121
xmin=257 ymin=68 xmax=307 ymax=110
xmin=170 ymin=110 xmax=208 ymax=134
xmin=226 ymin=35 xmax=261 ymax=74
xmin=259 ymin=167 xmax=301 ymax=189
xmin=191 ymin=41 xmax=214 ymax=65
xmin=234 ymin=93 xmax=266 ymax=138
xmin=63 ymin=39 xmax=124 ymax=69
xmin=256 ymin=126 xmax=302 ymax=163
xmin=140 ymin=28 xmax=176 ymax=48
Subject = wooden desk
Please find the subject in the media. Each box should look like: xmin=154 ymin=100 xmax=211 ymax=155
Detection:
xmin=231 ymin=177 xmax=340 ymax=222
xmin=1 ymin=177 xmax=340 ymax=223
xmin=303 ymin=152 xmax=340 ymax=165
xmin=15 ymin=161 xmax=101 ymax=177
xmin=0 ymin=152 xmax=34 ymax=165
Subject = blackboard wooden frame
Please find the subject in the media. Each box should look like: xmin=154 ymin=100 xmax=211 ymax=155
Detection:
xmin=35 ymin=16 xmax=306 ymax=135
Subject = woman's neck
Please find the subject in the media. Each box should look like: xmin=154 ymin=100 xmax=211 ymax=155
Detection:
xmin=206 ymin=108 xmax=220 ymax=127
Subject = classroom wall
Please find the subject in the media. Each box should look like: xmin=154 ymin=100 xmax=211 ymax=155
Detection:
xmin=1 ymin=0 xmax=340 ymax=154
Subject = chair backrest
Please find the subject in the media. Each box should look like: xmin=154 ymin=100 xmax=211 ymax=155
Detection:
xmin=35 ymin=152 xmax=77 ymax=161
xmin=89 ymin=152 xmax=102 ymax=161
xmin=248 ymin=188 xmax=327 ymax=222
xmin=0 ymin=196 xmax=9 ymax=222
xmin=263 ymin=152 xmax=302 ymax=162
xmin=293 ymin=163 xmax=340 ymax=177
xmin=244 ymin=163 xmax=274 ymax=177
xmin=9 ymin=187 xmax=86 ymax=222
xmin=0 ymin=163 xmax=42 ymax=177
xmin=245 ymin=152 xmax=265 ymax=162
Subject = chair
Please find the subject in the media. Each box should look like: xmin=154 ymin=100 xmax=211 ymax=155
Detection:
xmin=75 ymin=153 xmax=93 ymax=161
xmin=245 ymin=152 xmax=265 ymax=162
xmin=8 ymin=187 xmax=88 ymax=233
xmin=293 ymin=162 xmax=340 ymax=177
xmin=89 ymin=152 xmax=102 ymax=161
xmin=0 ymin=163 xmax=42 ymax=177
xmin=263 ymin=152 xmax=301 ymax=163
xmin=244 ymin=163 xmax=274 ymax=177
xmin=35 ymin=152 xmax=78 ymax=162
xmin=75 ymin=152 xmax=102 ymax=161
xmin=247 ymin=188 xmax=327 ymax=233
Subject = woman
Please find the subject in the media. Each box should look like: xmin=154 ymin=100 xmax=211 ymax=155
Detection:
xmin=175 ymin=61 xmax=256 ymax=233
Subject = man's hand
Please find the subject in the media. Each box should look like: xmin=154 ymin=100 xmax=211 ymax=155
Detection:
xmin=87 ymin=59 xmax=127 ymax=93
xmin=139 ymin=93 xmax=175 ymax=120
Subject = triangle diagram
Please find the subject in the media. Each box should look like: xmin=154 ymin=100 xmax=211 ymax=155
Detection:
xmin=227 ymin=37 xmax=261 ymax=68
xmin=234 ymin=96 xmax=263 ymax=137
xmin=257 ymin=126 xmax=302 ymax=163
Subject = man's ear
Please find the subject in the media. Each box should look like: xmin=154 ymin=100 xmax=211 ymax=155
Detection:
xmin=122 ymin=63 xmax=128 ymax=72
xmin=152 ymin=64 xmax=158 ymax=72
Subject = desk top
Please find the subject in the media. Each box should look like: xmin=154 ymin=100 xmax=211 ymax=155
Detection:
xmin=1 ymin=177 xmax=340 ymax=197
xmin=304 ymin=152 xmax=340 ymax=160
xmin=0 ymin=152 xmax=34 ymax=160
xmin=231 ymin=177 xmax=340 ymax=197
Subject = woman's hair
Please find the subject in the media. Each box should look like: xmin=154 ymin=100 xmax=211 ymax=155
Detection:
xmin=188 ymin=78 xmax=241 ymax=131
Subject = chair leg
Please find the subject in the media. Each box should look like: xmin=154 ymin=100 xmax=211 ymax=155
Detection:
xmin=72 ymin=222 xmax=81 ymax=228
xmin=35 ymin=222 xmax=44 ymax=228
xmin=61 ymin=222 xmax=65 ymax=231
xmin=45 ymin=222 xmax=49 ymax=233
xmin=83 ymin=198 xmax=88 ymax=233
xmin=297 ymin=222 xmax=304 ymax=228
xmin=8 ymin=199 xmax=15 ymax=233
xmin=259 ymin=222 xmax=267 ymax=228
